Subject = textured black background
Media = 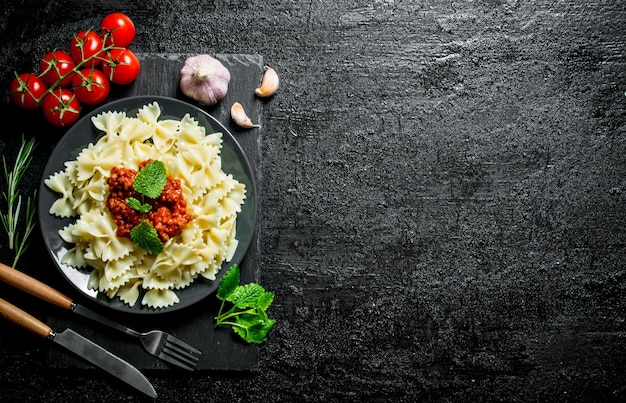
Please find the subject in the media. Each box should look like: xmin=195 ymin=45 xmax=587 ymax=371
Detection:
xmin=1 ymin=1 xmax=626 ymax=402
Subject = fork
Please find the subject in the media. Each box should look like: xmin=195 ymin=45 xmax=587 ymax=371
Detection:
xmin=70 ymin=302 xmax=201 ymax=370
xmin=0 ymin=262 xmax=202 ymax=370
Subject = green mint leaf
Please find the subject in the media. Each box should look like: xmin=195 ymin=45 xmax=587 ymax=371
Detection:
xmin=249 ymin=318 xmax=276 ymax=344
xmin=229 ymin=283 xmax=265 ymax=309
xmin=127 ymin=197 xmax=141 ymax=210
xmin=126 ymin=197 xmax=152 ymax=213
xmin=133 ymin=160 xmax=167 ymax=199
xmin=233 ymin=314 xmax=276 ymax=344
xmin=257 ymin=291 xmax=275 ymax=311
xmin=217 ymin=264 xmax=240 ymax=300
xmin=232 ymin=324 xmax=250 ymax=342
xmin=130 ymin=220 xmax=164 ymax=254
xmin=232 ymin=312 xmax=263 ymax=342
xmin=236 ymin=311 xmax=265 ymax=327
xmin=214 ymin=264 xmax=276 ymax=344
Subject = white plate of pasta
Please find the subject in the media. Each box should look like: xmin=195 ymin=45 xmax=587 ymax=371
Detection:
xmin=38 ymin=96 xmax=257 ymax=314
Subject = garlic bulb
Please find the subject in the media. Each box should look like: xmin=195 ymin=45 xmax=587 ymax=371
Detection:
xmin=179 ymin=54 xmax=230 ymax=105
xmin=254 ymin=66 xmax=279 ymax=97
xmin=231 ymin=102 xmax=259 ymax=129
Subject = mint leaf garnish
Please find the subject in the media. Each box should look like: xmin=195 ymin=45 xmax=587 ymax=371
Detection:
xmin=217 ymin=263 xmax=240 ymax=300
xmin=133 ymin=160 xmax=167 ymax=199
xmin=233 ymin=314 xmax=276 ymax=345
xmin=122 ymin=160 xmax=167 ymax=254
xmin=257 ymin=291 xmax=275 ymax=311
xmin=130 ymin=220 xmax=164 ymax=254
xmin=127 ymin=197 xmax=141 ymax=210
xmin=229 ymin=283 xmax=266 ymax=309
xmin=214 ymin=264 xmax=276 ymax=344
xmin=126 ymin=196 xmax=151 ymax=213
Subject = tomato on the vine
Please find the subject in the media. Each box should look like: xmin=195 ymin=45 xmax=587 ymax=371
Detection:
xmin=8 ymin=13 xmax=143 ymax=128
xmin=69 ymin=30 xmax=104 ymax=68
xmin=39 ymin=50 xmax=77 ymax=87
xmin=9 ymin=72 xmax=48 ymax=110
xmin=41 ymin=88 xmax=81 ymax=127
xmin=100 ymin=12 xmax=136 ymax=47
xmin=72 ymin=67 xmax=110 ymax=105
xmin=101 ymin=48 xmax=140 ymax=85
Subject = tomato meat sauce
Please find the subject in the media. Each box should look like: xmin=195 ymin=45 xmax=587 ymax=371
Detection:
xmin=106 ymin=160 xmax=192 ymax=242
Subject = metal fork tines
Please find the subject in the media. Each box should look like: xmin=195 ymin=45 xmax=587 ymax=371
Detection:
xmin=134 ymin=329 xmax=202 ymax=371
xmin=72 ymin=304 xmax=202 ymax=370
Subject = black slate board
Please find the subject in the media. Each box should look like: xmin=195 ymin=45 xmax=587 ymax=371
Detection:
xmin=44 ymin=53 xmax=264 ymax=371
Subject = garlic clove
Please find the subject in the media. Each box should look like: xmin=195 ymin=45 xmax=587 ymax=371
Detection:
xmin=231 ymin=102 xmax=259 ymax=129
xmin=254 ymin=66 xmax=279 ymax=97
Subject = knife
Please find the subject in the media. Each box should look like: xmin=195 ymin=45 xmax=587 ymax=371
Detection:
xmin=0 ymin=262 xmax=201 ymax=370
xmin=0 ymin=297 xmax=157 ymax=398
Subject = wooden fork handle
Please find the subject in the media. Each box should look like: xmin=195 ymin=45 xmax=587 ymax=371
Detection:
xmin=0 ymin=263 xmax=73 ymax=310
xmin=0 ymin=297 xmax=52 ymax=339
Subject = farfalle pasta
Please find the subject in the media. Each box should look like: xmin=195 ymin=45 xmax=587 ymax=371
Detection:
xmin=44 ymin=101 xmax=246 ymax=309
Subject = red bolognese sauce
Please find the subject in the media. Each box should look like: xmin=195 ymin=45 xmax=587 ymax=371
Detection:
xmin=106 ymin=160 xmax=193 ymax=242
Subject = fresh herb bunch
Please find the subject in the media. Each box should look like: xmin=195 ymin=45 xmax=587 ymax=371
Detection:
xmin=126 ymin=160 xmax=167 ymax=254
xmin=0 ymin=135 xmax=38 ymax=267
xmin=215 ymin=264 xmax=276 ymax=344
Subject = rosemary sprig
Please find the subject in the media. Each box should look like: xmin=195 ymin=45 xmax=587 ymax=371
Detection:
xmin=1 ymin=135 xmax=37 ymax=267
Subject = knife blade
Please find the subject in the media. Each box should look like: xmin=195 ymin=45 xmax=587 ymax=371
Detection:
xmin=0 ymin=297 xmax=157 ymax=398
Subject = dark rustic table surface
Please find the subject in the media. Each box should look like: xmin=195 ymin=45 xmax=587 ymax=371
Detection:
xmin=1 ymin=1 xmax=626 ymax=402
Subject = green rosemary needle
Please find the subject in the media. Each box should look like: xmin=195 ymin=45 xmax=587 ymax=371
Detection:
xmin=1 ymin=135 xmax=37 ymax=267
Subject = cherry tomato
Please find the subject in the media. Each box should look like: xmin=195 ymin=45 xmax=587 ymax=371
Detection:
xmin=69 ymin=30 xmax=104 ymax=67
xmin=101 ymin=48 xmax=140 ymax=85
xmin=39 ymin=50 xmax=77 ymax=87
xmin=100 ymin=12 xmax=136 ymax=47
xmin=41 ymin=88 xmax=81 ymax=127
xmin=72 ymin=67 xmax=110 ymax=105
xmin=9 ymin=72 xmax=48 ymax=110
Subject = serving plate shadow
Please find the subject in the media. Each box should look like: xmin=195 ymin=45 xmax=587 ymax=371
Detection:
xmin=38 ymin=95 xmax=257 ymax=314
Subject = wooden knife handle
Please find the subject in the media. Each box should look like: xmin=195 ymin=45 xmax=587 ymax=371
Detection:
xmin=0 ymin=263 xmax=73 ymax=310
xmin=0 ymin=297 xmax=52 ymax=339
